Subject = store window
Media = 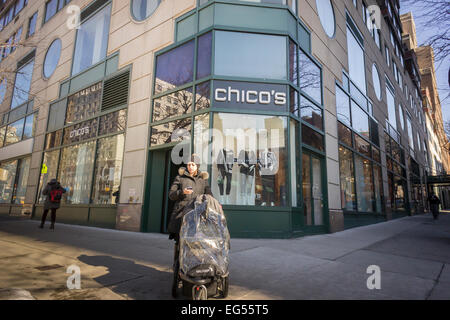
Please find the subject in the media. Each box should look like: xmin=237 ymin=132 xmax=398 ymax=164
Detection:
xmin=13 ymin=157 xmax=30 ymax=204
xmin=0 ymin=160 xmax=18 ymax=204
xmin=316 ymin=0 xmax=335 ymax=38
xmin=354 ymin=154 xmax=374 ymax=212
xmin=299 ymin=50 xmax=322 ymax=104
xmin=92 ymin=134 xmax=125 ymax=204
xmin=58 ymin=141 xmax=96 ymax=204
xmin=214 ymin=31 xmax=287 ymax=80
xmin=347 ymin=26 xmax=366 ymax=94
xmin=211 ymin=113 xmax=288 ymax=206
xmin=302 ymin=124 xmax=324 ymax=152
xmin=131 ymin=0 xmax=161 ymax=21
xmin=193 ymin=113 xmax=210 ymax=172
xmin=44 ymin=39 xmax=62 ymax=79
xmin=72 ymin=3 xmax=111 ymax=75
xmin=155 ymin=40 xmax=195 ymax=94
xmin=289 ymin=40 xmax=298 ymax=86
xmin=372 ymin=63 xmax=381 ymax=101
xmin=339 ymin=146 xmax=356 ymax=211
xmin=11 ymin=58 xmax=35 ymax=109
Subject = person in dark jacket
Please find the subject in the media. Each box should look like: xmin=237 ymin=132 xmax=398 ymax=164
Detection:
xmin=167 ymin=154 xmax=213 ymax=241
xmin=39 ymin=179 xmax=66 ymax=230
xmin=428 ymin=192 xmax=441 ymax=220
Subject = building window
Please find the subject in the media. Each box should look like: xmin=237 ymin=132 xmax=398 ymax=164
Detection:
xmin=214 ymin=31 xmax=287 ymax=81
xmin=398 ymin=105 xmax=404 ymax=131
xmin=211 ymin=113 xmax=288 ymax=206
xmin=386 ymin=80 xmax=396 ymax=130
xmin=131 ymin=0 xmax=161 ymax=21
xmin=155 ymin=40 xmax=195 ymax=94
xmin=316 ymin=0 xmax=335 ymax=38
xmin=12 ymin=157 xmax=30 ymax=204
xmin=45 ymin=0 xmax=71 ymax=23
xmin=298 ymin=49 xmax=322 ymax=104
xmin=372 ymin=63 xmax=381 ymax=101
xmin=72 ymin=3 xmax=111 ymax=75
xmin=43 ymin=38 xmax=62 ymax=79
xmin=347 ymin=26 xmax=366 ymax=94
xmin=196 ymin=32 xmax=212 ymax=80
xmin=11 ymin=57 xmax=35 ymax=109
xmin=66 ymin=82 xmax=102 ymax=124
xmin=339 ymin=146 xmax=356 ymax=211
xmin=152 ymin=87 xmax=193 ymax=123
xmin=27 ymin=12 xmax=38 ymax=38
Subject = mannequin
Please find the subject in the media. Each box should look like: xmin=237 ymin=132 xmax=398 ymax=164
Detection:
xmin=258 ymin=149 xmax=278 ymax=206
xmin=238 ymin=148 xmax=256 ymax=205
xmin=216 ymin=148 xmax=234 ymax=204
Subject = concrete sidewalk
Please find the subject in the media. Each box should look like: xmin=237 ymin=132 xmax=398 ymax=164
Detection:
xmin=0 ymin=212 xmax=449 ymax=300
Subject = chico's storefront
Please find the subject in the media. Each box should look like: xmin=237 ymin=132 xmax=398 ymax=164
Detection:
xmin=143 ymin=11 xmax=329 ymax=238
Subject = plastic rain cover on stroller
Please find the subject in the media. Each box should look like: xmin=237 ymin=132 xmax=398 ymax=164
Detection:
xmin=179 ymin=194 xmax=230 ymax=279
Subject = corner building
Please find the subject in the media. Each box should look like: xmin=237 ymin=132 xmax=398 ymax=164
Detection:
xmin=0 ymin=0 xmax=430 ymax=238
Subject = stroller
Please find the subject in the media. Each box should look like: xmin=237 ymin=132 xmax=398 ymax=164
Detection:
xmin=171 ymin=194 xmax=230 ymax=300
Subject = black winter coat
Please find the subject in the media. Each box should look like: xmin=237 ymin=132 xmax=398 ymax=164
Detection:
xmin=167 ymin=167 xmax=213 ymax=234
xmin=43 ymin=179 xmax=66 ymax=210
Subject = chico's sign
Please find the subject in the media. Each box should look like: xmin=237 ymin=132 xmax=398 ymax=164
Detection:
xmin=213 ymin=81 xmax=288 ymax=111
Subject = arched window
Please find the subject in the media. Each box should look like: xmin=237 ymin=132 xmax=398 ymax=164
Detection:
xmin=131 ymin=0 xmax=161 ymax=21
xmin=316 ymin=0 xmax=335 ymax=38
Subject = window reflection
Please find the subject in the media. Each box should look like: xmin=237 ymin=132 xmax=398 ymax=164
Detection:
xmin=5 ymin=118 xmax=25 ymax=145
xmin=72 ymin=4 xmax=111 ymax=75
xmin=38 ymin=150 xmax=60 ymax=203
xmin=45 ymin=130 xmax=63 ymax=150
xmin=354 ymin=154 xmax=374 ymax=212
xmin=152 ymin=87 xmax=193 ymax=122
xmin=0 ymin=160 xmax=18 ymax=203
xmin=63 ymin=118 xmax=99 ymax=145
xmin=299 ymin=50 xmax=321 ymax=104
xmin=92 ymin=134 xmax=125 ymax=204
xmin=13 ymin=157 xmax=30 ymax=205
xmin=155 ymin=40 xmax=195 ymax=94
xmin=99 ymin=109 xmax=127 ymax=136
xmin=150 ymin=118 xmax=192 ymax=147
xmin=300 ymin=95 xmax=323 ymax=130
xmin=339 ymin=146 xmax=356 ymax=211
xmin=354 ymin=135 xmax=371 ymax=158
xmin=66 ymin=82 xmax=102 ymax=124
xmin=58 ymin=141 xmax=96 ymax=204
xmin=302 ymin=124 xmax=324 ymax=152
xmin=195 ymin=82 xmax=211 ymax=111
xmin=351 ymin=101 xmax=369 ymax=139
xmin=336 ymin=85 xmax=351 ymax=126
xmin=196 ymin=32 xmax=212 ymax=80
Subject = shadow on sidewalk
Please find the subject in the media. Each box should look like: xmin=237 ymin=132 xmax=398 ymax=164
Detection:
xmin=77 ymin=255 xmax=175 ymax=300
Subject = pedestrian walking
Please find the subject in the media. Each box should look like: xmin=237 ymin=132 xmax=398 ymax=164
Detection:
xmin=428 ymin=192 xmax=441 ymax=220
xmin=39 ymin=179 xmax=66 ymax=230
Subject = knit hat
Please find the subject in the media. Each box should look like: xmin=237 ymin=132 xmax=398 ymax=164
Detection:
xmin=189 ymin=153 xmax=201 ymax=167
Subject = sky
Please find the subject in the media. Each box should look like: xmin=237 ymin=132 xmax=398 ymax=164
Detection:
xmin=399 ymin=0 xmax=450 ymax=126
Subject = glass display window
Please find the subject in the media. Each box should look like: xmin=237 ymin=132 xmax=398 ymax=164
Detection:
xmin=211 ymin=113 xmax=288 ymax=207
xmin=58 ymin=141 xmax=96 ymax=204
xmin=66 ymin=82 xmax=102 ymax=124
xmin=92 ymin=134 xmax=125 ymax=204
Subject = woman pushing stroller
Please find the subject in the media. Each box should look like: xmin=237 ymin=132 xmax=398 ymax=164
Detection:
xmin=168 ymin=154 xmax=230 ymax=300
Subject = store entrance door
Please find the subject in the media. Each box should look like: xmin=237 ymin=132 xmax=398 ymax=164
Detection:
xmin=302 ymin=151 xmax=326 ymax=226
xmin=145 ymin=148 xmax=183 ymax=233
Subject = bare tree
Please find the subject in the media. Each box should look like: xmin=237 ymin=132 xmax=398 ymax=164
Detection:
xmin=401 ymin=0 xmax=450 ymax=64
